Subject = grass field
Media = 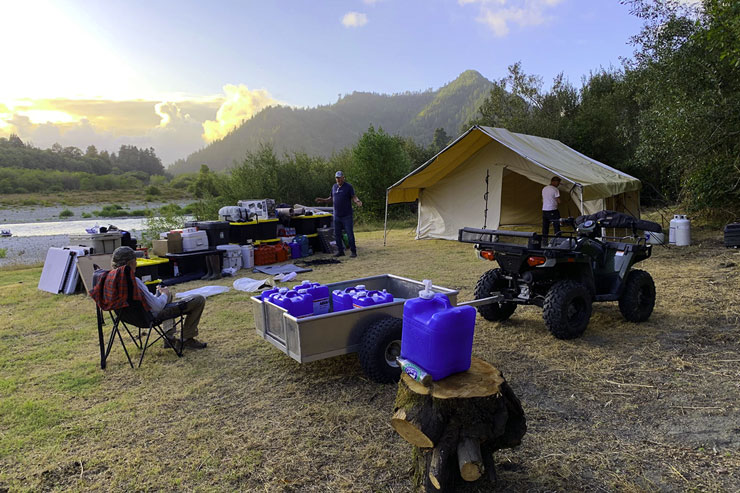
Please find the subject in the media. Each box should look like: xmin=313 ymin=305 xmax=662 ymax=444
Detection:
xmin=1 ymin=225 xmax=738 ymax=492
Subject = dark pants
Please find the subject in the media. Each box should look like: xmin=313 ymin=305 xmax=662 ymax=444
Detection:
xmin=542 ymin=209 xmax=561 ymax=237
xmin=333 ymin=215 xmax=356 ymax=254
xmin=158 ymin=294 xmax=206 ymax=340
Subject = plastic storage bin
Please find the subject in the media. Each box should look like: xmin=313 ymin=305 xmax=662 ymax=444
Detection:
xmin=255 ymin=218 xmax=279 ymax=240
xmin=135 ymin=257 xmax=169 ymax=282
xmin=69 ymin=232 xmax=122 ymax=254
xmin=291 ymin=215 xmax=319 ymax=235
xmin=400 ymin=280 xmax=476 ymax=381
xmin=195 ymin=221 xmax=230 ymax=247
xmin=241 ymin=244 xmax=254 ymax=268
xmin=229 ymin=220 xmax=257 ymax=244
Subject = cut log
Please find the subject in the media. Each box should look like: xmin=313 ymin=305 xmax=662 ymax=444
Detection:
xmin=401 ymin=357 xmax=505 ymax=399
xmin=457 ymin=436 xmax=484 ymax=482
xmin=392 ymin=379 xmax=446 ymax=448
xmin=428 ymin=426 xmax=459 ymax=490
xmin=393 ymin=357 xmax=527 ymax=492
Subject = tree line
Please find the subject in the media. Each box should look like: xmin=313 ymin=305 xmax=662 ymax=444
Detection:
xmin=0 ymin=136 xmax=165 ymax=193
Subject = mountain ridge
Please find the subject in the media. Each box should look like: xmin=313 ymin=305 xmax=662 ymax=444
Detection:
xmin=169 ymin=70 xmax=493 ymax=174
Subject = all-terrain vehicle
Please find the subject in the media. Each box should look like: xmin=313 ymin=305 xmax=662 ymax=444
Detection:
xmin=458 ymin=211 xmax=662 ymax=339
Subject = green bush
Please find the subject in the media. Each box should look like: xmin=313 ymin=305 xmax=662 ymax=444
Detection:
xmin=59 ymin=209 xmax=74 ymax=218
xmin=146 ymin=185 xmax=161 ymax=196
xmin=0 ymin=248 xmax=6 ymax=259
xmin=130 ymin=209 xmax=151 ymax=217
xmin=81 ymin=212 xmax=92 ymax=218
xmin=94 ymin=204 xmax=130 ymax=217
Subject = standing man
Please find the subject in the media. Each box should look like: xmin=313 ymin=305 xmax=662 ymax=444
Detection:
xmin=316 ymin=171 xmax=362 ymax=257
xmin=542 ymin=176 xmax=562 ymax=237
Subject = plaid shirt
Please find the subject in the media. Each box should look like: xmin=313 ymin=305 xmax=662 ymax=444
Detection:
xmin=90 ymin=265 xmax=151 ymax=312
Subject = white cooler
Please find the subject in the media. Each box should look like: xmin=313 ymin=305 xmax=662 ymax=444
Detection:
xmin=217 ymin=244 xmax=243 ymax=270
xmin=182 ymin=230 xmax=209 ymax=252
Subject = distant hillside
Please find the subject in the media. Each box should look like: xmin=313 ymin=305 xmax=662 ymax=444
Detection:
xmin=169 ymin=70 xmax=493 ymax=174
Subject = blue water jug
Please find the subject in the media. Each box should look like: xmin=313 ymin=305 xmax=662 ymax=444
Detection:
xmin=400 ymin=280 xmax=476 ymax=381
xmin=260 ymin=287 xmax=280 ymax=301
xmin=352 ymin=289 xmax=394 ymax=308
xmin=293 ymin=280 xmax=330 ymax=315
xmin=271 ymin=288 xmax=313 ymax=318
xmin=289 ymin=241 xmax=302 ymax=259
xmin=295 ymin=235 xmax=310 ymax=257
xmin=331 ymin=284 xmax=367 ymax=312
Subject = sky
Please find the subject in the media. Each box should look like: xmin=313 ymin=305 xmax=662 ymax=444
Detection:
xmin=0 ymin=0 xmax=652 ymax=166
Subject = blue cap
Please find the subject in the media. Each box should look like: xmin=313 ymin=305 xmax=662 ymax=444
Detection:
xmin=335 ymin=171 xmax=344 ymax=178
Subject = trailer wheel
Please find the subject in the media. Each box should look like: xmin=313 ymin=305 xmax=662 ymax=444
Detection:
xmin=474 ymin=268 xmax=517 ymax=321
xmin=358 ymin=317 xmax=403 ymax=384
xmin=618 ymin=269 xmax=655 ymax=322
xmin=543 ymin=280 xmax=592 ymax=339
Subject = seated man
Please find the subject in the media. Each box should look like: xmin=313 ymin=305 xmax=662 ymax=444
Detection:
xmin=107 ymin=246 xmax=208 ymax=350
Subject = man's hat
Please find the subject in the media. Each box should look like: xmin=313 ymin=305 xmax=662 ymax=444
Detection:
xmin=335 ymin=171 xmax=344 ymax=178
xmin=112 ymin=246 xmax=136 ymax=268
xmin=551 ymin=176 xmax=562 ymax=182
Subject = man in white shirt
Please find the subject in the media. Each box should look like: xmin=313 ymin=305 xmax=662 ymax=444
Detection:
xmin=111 ymin=246 xmax=207 ymax=350
xmin=542 ymin=176 xmax=562 ymax=236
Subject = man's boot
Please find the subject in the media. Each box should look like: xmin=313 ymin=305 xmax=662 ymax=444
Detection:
xmin=208 ymin=255 xmax=222 ymax=281
xmin=201 ymin=255 xmax=213 ymax=280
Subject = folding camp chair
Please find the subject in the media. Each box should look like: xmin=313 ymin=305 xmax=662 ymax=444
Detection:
xmin=93 ymin=266 xmax=187 ymax=369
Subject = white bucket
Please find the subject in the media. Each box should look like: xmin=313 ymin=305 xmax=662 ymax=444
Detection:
xmin=645 ymin=231 xmax=665 ymax=245
xmin=241 ymin=244 xmax=254 ymax=269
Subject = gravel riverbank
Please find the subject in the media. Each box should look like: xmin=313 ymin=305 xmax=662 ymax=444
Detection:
xmin=0 ymin=201 xmax=181 ymax=268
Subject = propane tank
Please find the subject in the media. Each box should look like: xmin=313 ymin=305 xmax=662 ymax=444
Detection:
xmin=669 ymin=214 xmax=691 ymax=246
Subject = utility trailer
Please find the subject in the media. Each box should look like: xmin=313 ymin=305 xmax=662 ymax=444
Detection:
xmin=250 ymin=274 xmax=458 ymax=383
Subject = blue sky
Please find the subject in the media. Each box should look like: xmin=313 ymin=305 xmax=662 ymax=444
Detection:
xmin=0 ymin=0 xmax=646 ymax=164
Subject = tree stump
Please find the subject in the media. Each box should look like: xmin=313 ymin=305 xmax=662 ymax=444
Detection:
xmin=391 ymin=357 xmax=526 ymax=492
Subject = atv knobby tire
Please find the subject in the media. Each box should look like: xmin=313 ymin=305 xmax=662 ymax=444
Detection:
xmin=543 ymin=280 xmax=592 ymax=339
xmin=474 ymin=268 xmax=517 ymax=322
xmin=618 ymin=269 xmax=655 ymax=322
xmin=358 ymin=317 xmax=403 ymax=384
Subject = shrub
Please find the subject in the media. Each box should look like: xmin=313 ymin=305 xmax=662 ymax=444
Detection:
xmin=81 ymin=212 xmax=92 ymax=218
xmin=130 ymin=209 xmax=151 ymax=216
xmin=59 ymin=209 xmax=74 ymax=218
xmin=0 ymin=248 xmax=6 ymax=259
xmin=146 ymin=185 xmax=161 ymax=196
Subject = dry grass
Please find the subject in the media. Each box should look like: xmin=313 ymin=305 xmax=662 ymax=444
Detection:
xmin=1 ymin=225 xmax=739 ymax=492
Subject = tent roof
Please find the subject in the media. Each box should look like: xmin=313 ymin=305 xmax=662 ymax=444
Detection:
xmin=387 ymin=126 xmax=641 ymax=204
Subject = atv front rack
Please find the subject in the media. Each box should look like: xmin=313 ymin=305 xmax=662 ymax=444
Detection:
xmin=459 ymin=227 xmax=540 ymax=249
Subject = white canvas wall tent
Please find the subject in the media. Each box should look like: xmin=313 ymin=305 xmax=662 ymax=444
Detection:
xmin=384 ymin=125 xmax=642 ymax=241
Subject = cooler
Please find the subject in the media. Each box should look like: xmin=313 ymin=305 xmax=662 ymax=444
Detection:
xmin=217 ymin=244 xmax=243 ymax=270
xmin=181 ymin=230 xmax=209 ymax=252
xmin=724 ymin=222 xmax=740 ymax=248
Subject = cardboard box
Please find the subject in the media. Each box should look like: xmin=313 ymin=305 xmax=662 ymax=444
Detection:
xmin=152 ymin=232 xmax=182 ymax=257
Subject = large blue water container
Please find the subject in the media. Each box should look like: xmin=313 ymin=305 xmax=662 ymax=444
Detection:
xmin=271 ymin=289 xmax=313 ymax=318
xmin=260 ymin=287 xmax=280 ymax=301
xmin=289 ymin=241 xmax=302 ymax=259
xmin=400 ymin=280 xmax=476 ymax=381
xmin=352 ymin=289 xmax=394 ymax=308
xmin=295 ymin=235 xmax=310 ymax=257
xmin=293 ymin=280 xmax=330 ymax=315
xmin=331 ymin=284 xmax=367 ymax=312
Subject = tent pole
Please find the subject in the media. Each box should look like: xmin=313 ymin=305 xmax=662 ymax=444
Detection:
xmin=383 ymin=189 xmax=389 ymax=247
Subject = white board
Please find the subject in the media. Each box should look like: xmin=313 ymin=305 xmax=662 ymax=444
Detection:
xmin=62 ymin=246 xmax=91 ymax=294
xmin=38 ymin=248 xmax=75 ymax=294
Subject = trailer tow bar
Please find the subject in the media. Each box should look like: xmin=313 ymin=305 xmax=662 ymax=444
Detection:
xmin=457 ymin=295 xmax=505 ymax=308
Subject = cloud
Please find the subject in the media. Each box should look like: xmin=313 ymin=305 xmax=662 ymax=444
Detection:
xmin=201 ymin=84 xmax=280 ymax=142
xmin=342 ymin=12 xmax=368 ymax=28
xmin=460 ymin=0 xmax=563 ymax=37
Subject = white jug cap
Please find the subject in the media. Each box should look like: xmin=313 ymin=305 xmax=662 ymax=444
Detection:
xmin=419 ymin=279 xmax=434 ymax=299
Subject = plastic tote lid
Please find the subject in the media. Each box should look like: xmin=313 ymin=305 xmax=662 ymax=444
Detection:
xmin=419 ymin=279 xmax=434 ymax=299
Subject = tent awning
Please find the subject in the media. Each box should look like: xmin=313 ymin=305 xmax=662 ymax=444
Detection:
xmin=387 ymin=126 xmax=641 ymax=204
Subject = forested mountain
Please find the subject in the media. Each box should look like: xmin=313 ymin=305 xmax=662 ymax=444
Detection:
xmin=169 ymin=70 xmax=492 ymax=174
